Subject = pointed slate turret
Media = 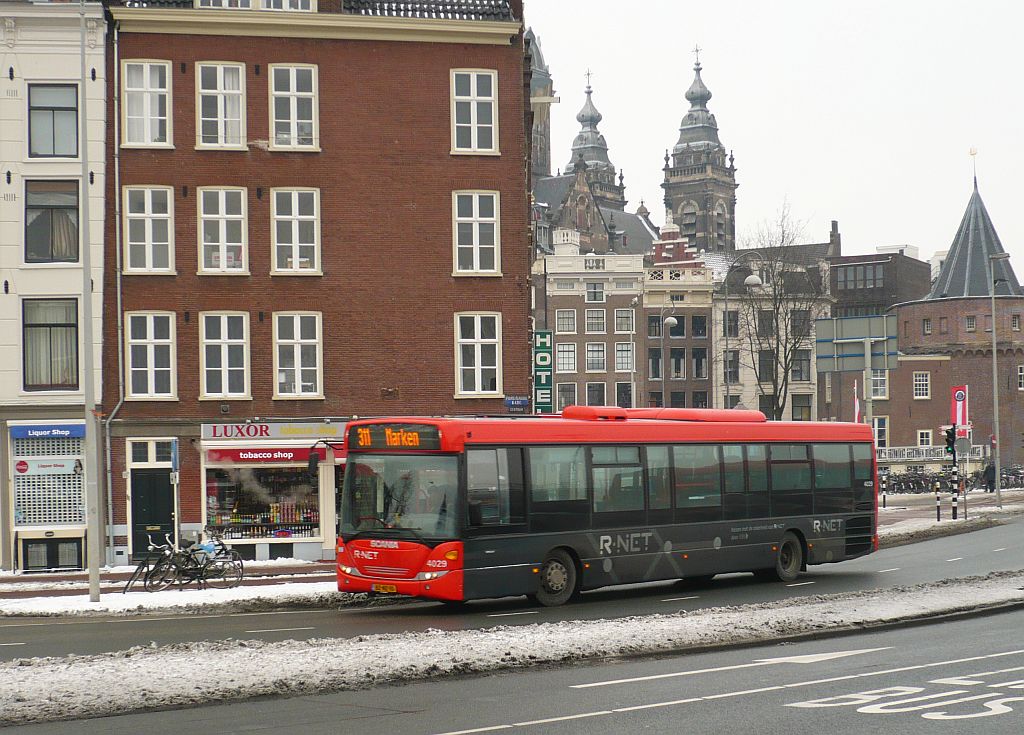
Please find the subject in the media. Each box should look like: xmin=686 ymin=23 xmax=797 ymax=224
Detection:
xmin=929 ymin=180 xmax=1022 ymax=298
xmin=564 ymin=84 xmax=614 ymax=175
xmin=563 ymin=82 xmax=626 ymax=211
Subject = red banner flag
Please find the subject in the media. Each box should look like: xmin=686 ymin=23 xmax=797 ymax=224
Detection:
xmin=950 ymin=385 xmax=968 ymax=426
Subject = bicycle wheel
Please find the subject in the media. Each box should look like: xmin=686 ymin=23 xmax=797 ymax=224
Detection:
xmin=145 ymin=557 xmax=179 ymax=591
xmin=204 ymin=559 xmax=243 ymax=589
xmin=122 ymin=559 xmax=149 ymax=594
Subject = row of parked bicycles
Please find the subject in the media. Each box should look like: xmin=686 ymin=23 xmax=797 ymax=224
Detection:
xmin=881 ymin=466 xmax=1024 ymax=494
xmin=122 ymin=530 xmax=244 ymax=593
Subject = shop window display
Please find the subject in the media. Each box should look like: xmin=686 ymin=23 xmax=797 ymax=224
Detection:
xmin=206 ymin=466 xmax=320 ymax=540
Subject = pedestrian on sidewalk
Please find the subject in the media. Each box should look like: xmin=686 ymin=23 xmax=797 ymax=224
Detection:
xmin=984 ymin=462 xmax=996 ymax=493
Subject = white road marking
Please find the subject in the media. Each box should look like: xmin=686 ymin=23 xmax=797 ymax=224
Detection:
xmin=877 ymin=568 xmax=900 ymax=573
xmin=946 ymin=558 xmax=963 ymax=562
xmin=993 ymin=548 xmax=1007 ymax=552
xmin=434 ymin=649 xmax=1024 ymax=735
xmin=787 ymin=581 xmax=816 ymax=587
xmin=243 ymin=626 xmax=315 ymax=634
xmin=571 ymin=648 xmax=891 ymax=688
xmin=661 ymin=595 xmax=700 ymax=602
xmin=487 ymin=611 xmax=539 ymax=618
xmin=0 ymin=642 xmax=27 ymax=647
xmin=513 ymin=711 xmax=613 ymax=727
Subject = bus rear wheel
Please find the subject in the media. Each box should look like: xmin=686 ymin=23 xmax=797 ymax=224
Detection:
xmin=530 ymin=549 xmax=577 ymax=607
xmin=761 ymin=532 xmax=803 ymax=582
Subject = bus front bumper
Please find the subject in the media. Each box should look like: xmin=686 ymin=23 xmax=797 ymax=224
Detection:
xmin=337 ymin=566 xmax=464 ymax=601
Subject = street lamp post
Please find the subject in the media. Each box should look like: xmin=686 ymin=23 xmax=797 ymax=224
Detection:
xmin=722 ymin=254 xmax=762 ymax=409
xmin=988 ymin=252 xmax=1010 ymax=509
xmin=661 ymin=308 xmax=677 ymax=407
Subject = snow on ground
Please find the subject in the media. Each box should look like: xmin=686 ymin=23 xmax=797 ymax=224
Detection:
xmin=2 ymin=572 xmax=1024 ymax=726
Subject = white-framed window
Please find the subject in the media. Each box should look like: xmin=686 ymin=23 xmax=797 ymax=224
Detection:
xmin=124 ymin=186 xmax=174 ymax=273
xmin=196 ymin=63 xmax=245 ymax=148
xmin=917 ymin=430 xmax=932 ymax=447
xmin=23 ymin=299 xmax=79 ymax=391
xmin=1019 ymin=365 xmax=1024 ymax=391
xmin=126 ymin=312 xmax=176 ymax=398
xmin=28 ymin=85 xmax=78 ymax=158
xmin=585 ymin=309 xmax=606 ymax=334
xmin=585 ymin=343 xmax=606 ymax=372
xmin=586 ymin=382 xmax=606 ymax=406
xmin=198 ymin=187 xmax=247 ymax=273
xmin=451 ymin=69 xmax=497 ymax=154
xmin=555 ymin=343 xmax=576 ymax=373
xmin=555 ymin=309 xmax=576 ymax=334
xmin=1014 ymin=314 xmax=1022 ymax=331
xmin=556 ymin=383 xmax=576 ymax=411
xmin=913 ymin=371 xmax=930 ymax=399
xmin=453 ymin=191 xmax=499 ymax=273
xmin=200 ymin=312 xmax=249 ymax=398
xmin=922 ymin=318 xmax=932 ymax=335
xmin=870 ymin=368 xmax=888 ymax=399
xmin=271 ymin=188 xmax=319 ymax=274
xmin=455 ymin=313 xmax=502 ymax=397
xmin=273 ymin=312 xmax=322 ymax=398
xmin=123 ymin=61 xmax=171 ymax=146
xmin=614 ymin=342 xmax=634 ymax=372
xmin=197 ymin=0 xmax=253 ymax=7
xmin=554 ymin=280 xmax=574 ymax=290
xmin=614 ymin=308 xmax=634 ymax=334
xmin=269 ymin=64 xmax=318 ymax=149
xmin=585 ymin=282 xmax=605 ymax=303
xmin=966 ymin=315 xmax=976 ymax=332
xmin=262 ymin=0 xmax=314 ymax=10
xmin=873 ymin=416 xmax=888 ymax=449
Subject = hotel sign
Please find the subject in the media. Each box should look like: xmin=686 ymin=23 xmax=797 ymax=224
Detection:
xmin=533 ymin=330 xmax=553 ymax=414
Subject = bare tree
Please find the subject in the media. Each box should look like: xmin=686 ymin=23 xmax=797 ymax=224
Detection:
xmin=730 ymin=207 xmax=830 ymax=419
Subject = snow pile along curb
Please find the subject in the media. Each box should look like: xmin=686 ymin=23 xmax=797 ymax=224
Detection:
xmin=3 ymin=571 xmax=1024 ymax=725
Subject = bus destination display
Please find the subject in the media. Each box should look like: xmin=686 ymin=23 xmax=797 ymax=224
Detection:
xmin=348 ymin=423 xmax=441 ymax=451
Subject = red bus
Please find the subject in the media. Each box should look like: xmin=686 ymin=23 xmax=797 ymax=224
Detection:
xmin=336 ymin=406 xmax=877 ymax=606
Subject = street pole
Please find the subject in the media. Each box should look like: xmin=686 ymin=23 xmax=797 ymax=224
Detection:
xmin=989 ymin=253 xmax=1009 ymax=509
xmin=629 ymin=296 xmax=638 ymax=408
xmin=723 ymin=275 xmax=730 ymax=408
xmin=80 ymin=0 xmax=101 ymax=602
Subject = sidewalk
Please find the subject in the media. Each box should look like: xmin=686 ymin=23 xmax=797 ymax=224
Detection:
xmin=0 ymin=558 xmax=335 ymax=600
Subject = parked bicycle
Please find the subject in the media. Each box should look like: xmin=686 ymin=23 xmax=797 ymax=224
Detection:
xmin=145 ymin=531 xmax=244 ymax=591
xmin=122 ymin=534 xmax=173 ymax=593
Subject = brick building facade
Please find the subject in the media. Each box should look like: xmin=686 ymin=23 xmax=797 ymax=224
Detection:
xmin=100 ymin=1 xmax=528 ymax=564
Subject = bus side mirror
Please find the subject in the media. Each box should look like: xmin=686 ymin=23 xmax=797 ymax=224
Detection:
xmin=468 ymin=501 xmax=483 ymax=527
xmin=307 ymin=451 xmax=320 ymax=480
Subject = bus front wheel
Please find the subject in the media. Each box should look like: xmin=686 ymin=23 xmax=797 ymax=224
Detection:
xmin=531 ymin=549 xmax=577 ymax=607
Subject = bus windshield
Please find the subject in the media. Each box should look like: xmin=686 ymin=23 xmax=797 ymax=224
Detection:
xmin=341 ymin=453 xmax=459 ymax=540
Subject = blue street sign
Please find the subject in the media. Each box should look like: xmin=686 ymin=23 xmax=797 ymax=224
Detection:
xmin=9 ymin=424 xmax=85 ymax=439
xmin=171 ymin=438 xmax=179 ymax=471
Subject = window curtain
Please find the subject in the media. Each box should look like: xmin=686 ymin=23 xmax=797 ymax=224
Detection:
xmin=51 ymin=207 xmax=79 ymax=260
xmin=25 ymin=301 xmax=77 ymax=388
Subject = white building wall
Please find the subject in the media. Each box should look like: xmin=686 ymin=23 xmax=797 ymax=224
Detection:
xmin=0 ymin=2 xmax=105 ymax=405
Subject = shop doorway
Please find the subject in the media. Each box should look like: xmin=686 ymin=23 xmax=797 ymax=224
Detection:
xmin=130 ymin=468 xmax=174 ymax=559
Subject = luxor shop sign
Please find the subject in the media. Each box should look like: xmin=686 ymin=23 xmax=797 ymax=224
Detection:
xmin=201 ymin=422 xmax=343 ymax=440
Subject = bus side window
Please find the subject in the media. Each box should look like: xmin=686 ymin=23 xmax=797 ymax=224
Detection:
xmin=851 ymin=443 xmax=875 ymax=508
xmin=466 ymin=448 xmax=524 ymax=526
xmin=672 ymin=445 xmax=722 ymax=522
xmin=746 ymin=445 xmax=769 ymax=518
xmin=646 ymin=446 xmax=672 ymax=510
xmin=813 ymin=444 xmax=853 ymax=513
xmin=722 ymin=445 xmax=746 ymax=520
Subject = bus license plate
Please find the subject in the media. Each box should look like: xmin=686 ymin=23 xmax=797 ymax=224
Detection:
xmin=372 ymin=583 xmax=397 ymax=594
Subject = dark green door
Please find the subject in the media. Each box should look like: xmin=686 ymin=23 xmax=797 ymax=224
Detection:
xmin=131 ymin=468 xmax=174 ymax=559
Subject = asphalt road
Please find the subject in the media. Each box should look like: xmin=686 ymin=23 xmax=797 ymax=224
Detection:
xmin=1 ymin=517 xmax=1023 ymax=662
xmin=9 ymin=595 xmax=1024 ymax=733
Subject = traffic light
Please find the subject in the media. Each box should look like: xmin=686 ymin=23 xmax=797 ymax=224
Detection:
xmin=945 ymin=426 xmax=957 ymax=461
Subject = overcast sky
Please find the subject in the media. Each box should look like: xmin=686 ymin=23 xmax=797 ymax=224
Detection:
xmin=524 ymin=0 xmax=1023 ymax=268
